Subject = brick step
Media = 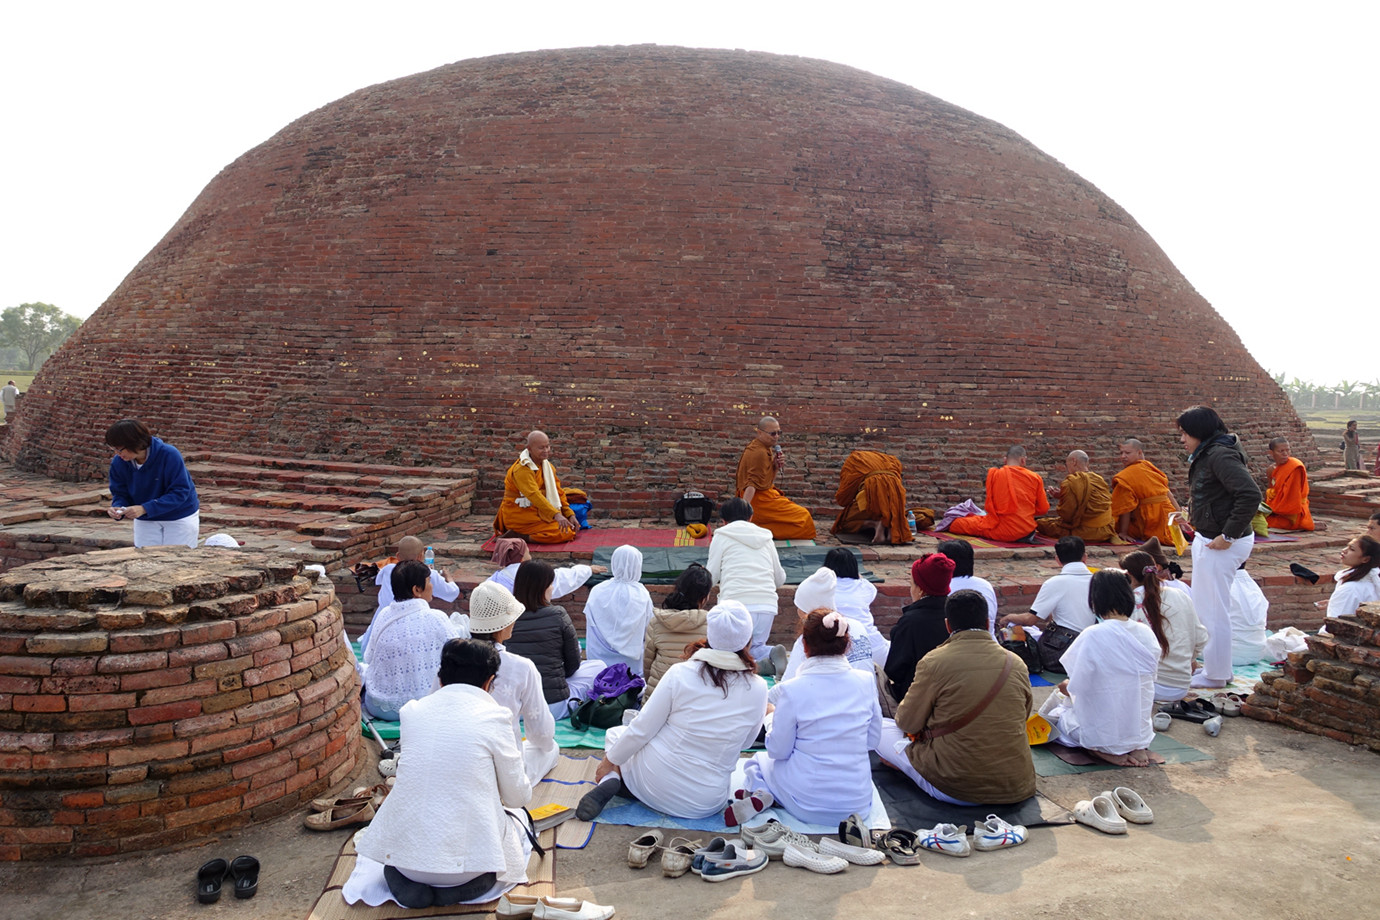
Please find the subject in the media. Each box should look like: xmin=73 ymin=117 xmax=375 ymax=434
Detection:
xmin=186 ymin=452 xmax=478 ymax=482
xmin=186 ymin=463 xmax=468 ymax=495
xmin=200 ymin=488 xmax=386 ymax=514
xmin=197 ymin=506 xmax=341 ymax=531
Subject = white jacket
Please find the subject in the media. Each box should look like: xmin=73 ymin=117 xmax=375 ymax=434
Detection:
xmin=1133 ymin=585 xmax=1208 ymax=694
xmin=355 ymin=683 xmax=532 ymax=880
xmin=1327 ymin=568 xmax=1380 ymax=619
xmin=706 ymin=520 xmax=786 ymax=608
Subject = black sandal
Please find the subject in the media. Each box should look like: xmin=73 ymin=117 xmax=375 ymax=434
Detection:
xmin=230 ymin=855 xmax=259 ymax=900
xmin=196 ymin=858 xmax=229 ymax=904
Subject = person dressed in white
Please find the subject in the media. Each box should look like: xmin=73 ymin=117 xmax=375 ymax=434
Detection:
xmin=583 ymin=545 xmax=654 ymax=675
xmin=485 ymin=536 xmax=598 ymax=598
xmin=348 ymin=639 xmax=533 ymax=909
xmin=1323 ymin=536 xmax=1380 ymax=621
xmin=360 ymin=536 xmax=463 ymax=656
xmin=823 ymin=547 xmax=889 ymax=662
xmin=706 ymin=498 xmax=787 ymax=675
xmin=362 ymin=561 xmax=466 ymax=720
xmin=1123 ymin=550 xmax=1208 ymax=702
xmin=1047 ymin=569 xmax=1160 ymax=767
xmin=740 ymin=610 xmax=883 ymax=826
xmin=1227 ymin=564 xmax=1268 ymax=665
xmin=464 ymin=580 xmax=559 ymax=784
xmin=938 ymin=539 xmax=1000 ymax=632
xmin=778 ymin=568 xmax=877 ymax=686
xmin=576 ymin=601 xmax=768 ymax=821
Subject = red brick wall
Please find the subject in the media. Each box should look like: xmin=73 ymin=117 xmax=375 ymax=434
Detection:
xmin=3 ymin=47 xmax=1316 ymax=520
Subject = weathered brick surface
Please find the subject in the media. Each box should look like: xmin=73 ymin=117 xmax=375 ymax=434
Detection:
xmin=1 ymin=46 xmax=1313 ymax=519
xmin=0 ymin=549 xmax=361 ymax=859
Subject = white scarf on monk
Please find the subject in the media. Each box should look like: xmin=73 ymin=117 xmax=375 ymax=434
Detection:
xmin=517 ymin=448 xmax=561 ymax=510
xmin=690 ymin=648 xmax=750 ymax=670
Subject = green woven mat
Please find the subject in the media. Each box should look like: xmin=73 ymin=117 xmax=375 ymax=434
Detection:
xmin=1031 ymin=732 xmax=1213 ymax=776
xmin=587 ymin=546 xmax=880 ymax=586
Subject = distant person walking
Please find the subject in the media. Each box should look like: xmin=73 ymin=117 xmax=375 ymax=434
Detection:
xmin=1342 ymin=420 xmax=1362 ymax=471
xmin=105 ymin=419 xmax=201 ymax=548
xmin=0 ymin=380 xmax=18 ymax=418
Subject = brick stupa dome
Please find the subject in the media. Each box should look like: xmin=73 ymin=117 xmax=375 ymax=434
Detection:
xmin=6 ymin=46 xmax=1311 ymax=513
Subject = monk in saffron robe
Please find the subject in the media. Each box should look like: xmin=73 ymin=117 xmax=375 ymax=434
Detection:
xmin=1037 ymin=450 xmax=1116 ymax=542
xmin=832 ymin=450 xmax=913 ymax=544
xmin=949 ymin=446 xmax=1049 ymax=542
xmin=1264 ymin=438 xmax=1314 ymax=531
xmin=1110 ymin=439 xmax=1180 ymax=545
xmin=492 ymin=430 xmax=579 ymax=544
xmin=736 ymin=416 xmax=816 ymax=541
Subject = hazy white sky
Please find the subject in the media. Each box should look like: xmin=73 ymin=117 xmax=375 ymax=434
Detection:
xmin=3 ymin=1 xmax=1375 ymax=385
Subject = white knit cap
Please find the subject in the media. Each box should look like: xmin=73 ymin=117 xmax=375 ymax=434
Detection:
xmin=204 ymin=533 xmax=239 ymax=548
xmin=467 ymin=580 xmax=526 ymax=634
xmin=794 ymin=567 xmax=837 ymax=614
xmin=706 ymin=600 xmax=754 ymax=652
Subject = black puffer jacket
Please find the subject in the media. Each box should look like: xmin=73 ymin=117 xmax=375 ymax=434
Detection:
xmin=506 ymin=604 xmax=582 ymax=703
xmin=1186 ymin=434 xmax=1261 ymax=539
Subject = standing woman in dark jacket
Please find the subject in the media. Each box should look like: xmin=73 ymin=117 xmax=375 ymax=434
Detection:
xmin=506 ymin=560 xmax=605 ymax=718
xmin=1177 ymin=405 xmax=1261 ymax=690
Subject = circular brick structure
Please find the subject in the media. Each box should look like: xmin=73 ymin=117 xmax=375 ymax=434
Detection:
xmin=0 ymin=547 xmax=361 ymax=860
xmin=4 ymin=46 xmax=1312 ymax=514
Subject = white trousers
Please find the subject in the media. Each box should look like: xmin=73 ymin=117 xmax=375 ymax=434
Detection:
xmin=747 ymin=605 xmax=777 ymax=661
xmin=132 ymin=512 xmax=200 ymax=548
xmin=874 ymin=719 xmax=976 ymax=806
xmin=549 ymin=659 xmax=607 ymax=719
xmin=1190 ymin=532 xmax=1254 ymax=681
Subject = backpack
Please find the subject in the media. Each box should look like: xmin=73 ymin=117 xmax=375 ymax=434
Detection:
xmin=674 ymin=491 xmax=716 ymax=527
xmin=569 ymin=664 xmax=646 ymax=731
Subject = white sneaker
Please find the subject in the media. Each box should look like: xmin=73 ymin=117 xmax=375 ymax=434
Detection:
xmin=750 ymin=823 xmax=818 ymax=859
xmin=739 ymin=820 xmax=783 ymax=849
xmin=497 ymin=893 xmax=541 ymax=918
xmin=917 ymin=823 xmax=971 ymax=857
xmin=783 ymin=842 xmax=848 ymax=874
xmin=971 ymin=815 xmax=1027 ymax=851
xmin=532 ymin=897 xmax=616 ymax=920
xmin=817 ymin=836 xmax=885 ymax=865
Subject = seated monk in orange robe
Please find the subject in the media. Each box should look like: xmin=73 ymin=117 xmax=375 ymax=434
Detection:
xmin=949 ymin=446 xmax=1049 ymax=542
xmin=832 ymin=450 xmax=913 ymax=544
xmin=1264 ymin=438 xmax=1313 ymax=531
xmin=737 ymin=416 xmax=816 ymax=541
xmin=1036 ymin=450 xmax=1116 ymax=542
xmin=492 ymin=430 xmax=579 ymax=544
xmin=1110 ymin=438 xmax=1179 ymax=545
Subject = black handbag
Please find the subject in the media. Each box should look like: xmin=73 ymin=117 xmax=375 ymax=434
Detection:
xmin=1000 ymin=634 xmax=1042 ymax=676
xmin=1037 ymin=623 xmax=1081 ymax=674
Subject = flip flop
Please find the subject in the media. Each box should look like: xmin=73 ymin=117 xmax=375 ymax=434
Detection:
xmin=838 ymin=813 xmax=869 ymax=849
xmin=1102 ymin=787 xmax=1154 ymax=825
xmin=1212 ymin=692 xmax=1243 ymax=717
xmin=1164 ymin=700 xmax=1212 ymax=724
xmin=196 ymin=858 xmax=229 ymax=904
xmin=878 ymin=829 xmax=921 ymax=865
xmin=230 ymin=855 xmax=260 ymax=899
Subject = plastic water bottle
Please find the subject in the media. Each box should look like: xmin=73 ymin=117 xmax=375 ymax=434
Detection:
xmin=424 ymin=545 xmax=435 ymax=567
xmin=906 ymin=509 xmax=916 ymax=530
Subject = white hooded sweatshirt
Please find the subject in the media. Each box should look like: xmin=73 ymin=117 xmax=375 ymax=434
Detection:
xmin=706 ymin=520 xmax=786 ymax=608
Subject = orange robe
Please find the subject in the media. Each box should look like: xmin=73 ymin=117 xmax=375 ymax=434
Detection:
xmin=831 ymin=450 xmax=913 ymax=544
xmin=1110 ymin=460 xmax=1177 ymax=545
xmin=1036 ymin=471 xmax=1115 ymax=542
xmin=737 ymin=438 xmax=816 ymax=541
xmin=949 ymin=465 xmax=1049 ymax=541
xmin=492 ymin=457 xmax=578 ymax=544
xmin=1265 ymin=457 xmax=1314 ymax=531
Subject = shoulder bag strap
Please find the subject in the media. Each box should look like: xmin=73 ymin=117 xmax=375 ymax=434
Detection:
xmin=919 ymin=655 xmax=1015 ymax=743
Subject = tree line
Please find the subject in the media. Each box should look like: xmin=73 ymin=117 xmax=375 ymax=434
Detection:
xmin=1272 ymin=372 xmax=1380 ymax=411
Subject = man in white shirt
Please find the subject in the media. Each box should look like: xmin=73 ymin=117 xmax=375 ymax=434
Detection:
xmin=938 ymin=539 xmax=999 ymax=632
xmin=360 ymin=536 xmax=462 ymax=655
xmin=997 ymin=536 xmax=1094 ymax=672
xmin=0 ymin=380 xmax=18 ymax=418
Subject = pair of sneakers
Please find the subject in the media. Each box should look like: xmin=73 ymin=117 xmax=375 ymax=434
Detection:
xmin=690 ymin=836 xmax=769 ymax=882
xmin=917 ymin=816 xmax=1028 ymax=857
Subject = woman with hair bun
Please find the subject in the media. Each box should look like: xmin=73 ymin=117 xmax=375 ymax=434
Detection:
xmin=1122 ymin=550 xmax=1207 ymax=702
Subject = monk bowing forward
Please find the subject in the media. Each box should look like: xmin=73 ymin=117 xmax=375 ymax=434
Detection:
xmin=832 ymin=450 xmax=913 ymax=545
xmin=492 ymin=430 xmax=579 ymax=544
xmin=950 ymin=446 xmax=1049 ymax=542
xmin=1264 ymin=438 xmax=1314 ymax=531
xmin=737 ymin=416 xmax=816 ymax=541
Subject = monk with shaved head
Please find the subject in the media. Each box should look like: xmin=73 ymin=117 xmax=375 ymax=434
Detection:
xmin=1036 ymin=450 xmax=1115 ymax=542
xmin=1264 ymin=438 xmax=1314 ymax=531
xmin=949 ymin=446 xmax=1049 ymax=543
xmin=1110 ymin=439 xmax=1180 ymax=545
xmin=736 ymin=416 xmax=816 ymax=540
xmin=492 ymin=430 xmax=580 ymax=544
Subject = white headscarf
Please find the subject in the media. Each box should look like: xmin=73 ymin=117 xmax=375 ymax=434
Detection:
xmin=582 ymin=545 xmax=654 ymax=659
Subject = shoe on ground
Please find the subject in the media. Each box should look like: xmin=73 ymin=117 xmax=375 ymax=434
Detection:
xmin=1102 ymin=787 xmax=1153 ymax=824
xmin=749 ymin=823 xmax=818 ymax=860
xmin=917 ymin=823 xmax=971 ymax=857
xmin=497 ymin=893 xmax=541 ymax=918
xmin=1152 ymin=711 xmax=1172 ymax=732
xmin=532 ymin=896 xmax=616 ymax=920
xmin=627 ymin=830 xmax=663 ymax=868
xmin=817 ymin=836 xmax=886 ymax=865
xmin=699 ymin=843 xmax=769 ymax=882
xmin=1203 ymin=715 xmax=1223 ymax=737
xmin=783 ymin=842 xmax=848 ymax=874
xmin=971 ymin=815 xmax=1027 ymax=851
xmin=661 ymin=837 xmax=700 ymax=878
xmin=838 ymin=812 xmax=870 ymax=849
xmin=1073 ymin=794 xmax=1127 ymax=835
xmin=740 ymin=820 xmax=784 ymax=850
xmin=303 ymin=799 xmax=374 ymax=831
xmin=768 ymin=644 xmax=789 ymax=677
xmin=1212 ymin=692 xmax=1243 ymax=716
xmin=690 ymin=836 xmax=734 ymax=875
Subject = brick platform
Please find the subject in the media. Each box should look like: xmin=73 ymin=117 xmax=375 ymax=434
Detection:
xmin=1244 ymin=603 xmax=1380 ymax=751
xmin=0 ymin=547 xmax=361 ymax=860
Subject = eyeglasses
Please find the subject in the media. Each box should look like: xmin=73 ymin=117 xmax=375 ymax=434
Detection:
xmin=758 ymin=429 xmax=781 ymax=436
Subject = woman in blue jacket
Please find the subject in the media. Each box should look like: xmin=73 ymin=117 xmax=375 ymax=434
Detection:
xmin=105 ymin=419 xmax=200 ymax=547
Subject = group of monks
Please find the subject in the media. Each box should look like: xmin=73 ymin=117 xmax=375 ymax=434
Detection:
xmin=492 ymin=422 xmax=1315 ymax=546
